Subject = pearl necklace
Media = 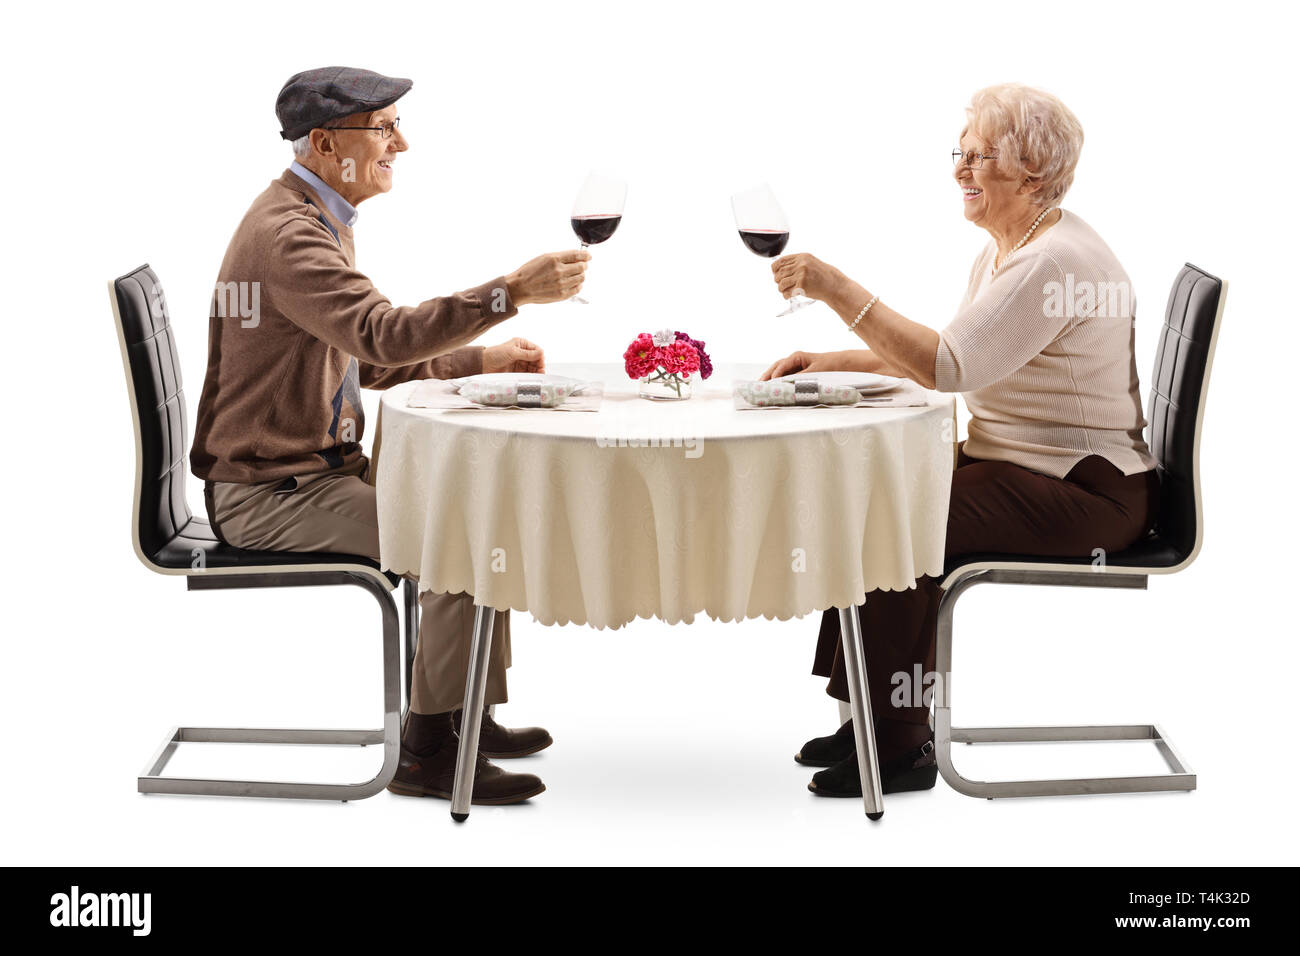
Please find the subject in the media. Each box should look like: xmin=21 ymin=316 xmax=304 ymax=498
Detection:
xmin=992 ymin=206 xmax=1056 ymax=276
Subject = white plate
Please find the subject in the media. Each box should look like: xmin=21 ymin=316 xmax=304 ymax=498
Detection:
xmin=773 ymin=370 xmax=902 ymax=396
xmin=449 ymin=372 xmax=587 ymax=389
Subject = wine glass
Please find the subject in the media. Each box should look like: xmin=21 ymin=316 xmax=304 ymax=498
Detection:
xmin=569 ymin=172 xmax=627 ymax=304
xmin=731 ymin=183 xmax=812 ymax=316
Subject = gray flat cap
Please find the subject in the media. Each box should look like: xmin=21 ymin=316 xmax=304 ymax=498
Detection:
xmin=276 ymin=66 xmax=412 ymax=140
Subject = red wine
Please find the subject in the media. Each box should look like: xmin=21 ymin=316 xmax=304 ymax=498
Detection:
xmin=571 ymin=214 xmax=622 ymax=245
xmin=738 ymin=229 xmax=790 ymax=257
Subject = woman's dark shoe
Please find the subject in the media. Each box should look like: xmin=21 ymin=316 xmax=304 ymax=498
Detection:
xmin=794 ymin=718 xmax=856 ymax=767
xmin=808 ymin=738 xmax=937 ymax=798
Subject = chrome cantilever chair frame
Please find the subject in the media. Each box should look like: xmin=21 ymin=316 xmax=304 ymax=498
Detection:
xmin=111 ymin=267 xmax=422 ymax=801
xmin=933 ymin=267 xmax=1227 ymax=800
xmin=141 ymin=570 xmax=403 ymax=801
xmin=934 ymin=569 xmax=1196 ymax=798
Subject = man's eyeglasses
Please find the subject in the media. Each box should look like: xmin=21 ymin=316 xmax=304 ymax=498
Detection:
xmin=952 ymin=148 xmax=997 ymax=169
xmin=327 ymin=117 xmax=401 ymax=139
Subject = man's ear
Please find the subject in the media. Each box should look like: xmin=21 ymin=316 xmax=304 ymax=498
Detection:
xmin=308 ymin=128 xmax=335 ymax=158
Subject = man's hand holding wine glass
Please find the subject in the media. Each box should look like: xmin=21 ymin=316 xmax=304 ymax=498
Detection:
xmin=505 ymin=249 xmax=591 ymax=305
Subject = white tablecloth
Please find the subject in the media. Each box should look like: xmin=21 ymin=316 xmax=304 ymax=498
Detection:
xmin=376 ymin=363 xmax=955 ymax=629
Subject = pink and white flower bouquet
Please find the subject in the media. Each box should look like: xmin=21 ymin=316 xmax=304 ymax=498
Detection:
xmin=623 ymin=328 xmax=713 ymax=400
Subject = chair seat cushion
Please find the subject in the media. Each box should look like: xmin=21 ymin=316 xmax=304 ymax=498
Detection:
xmin=151 ymin=517 xmax=399 ymax=585
xmin=944 ymin=532 xmax=1184 ymax=577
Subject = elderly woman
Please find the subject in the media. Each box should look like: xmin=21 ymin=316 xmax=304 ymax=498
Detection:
xmin=762 ymin=83 xmax=1159 ymax=799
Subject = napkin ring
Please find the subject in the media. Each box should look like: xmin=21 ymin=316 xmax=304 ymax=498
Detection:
xmin=793 ymin=379 xmax=821 ymax=405
xmin=515 ymin=384 xmax=544 ymax=407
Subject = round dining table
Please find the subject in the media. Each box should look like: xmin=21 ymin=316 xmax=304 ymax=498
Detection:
xmin=376 ymin=362 xmax=955 ymax=821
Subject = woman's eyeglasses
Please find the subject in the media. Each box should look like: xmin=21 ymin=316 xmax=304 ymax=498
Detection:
xmin=952 ymin=148 xmax=997 ymax=169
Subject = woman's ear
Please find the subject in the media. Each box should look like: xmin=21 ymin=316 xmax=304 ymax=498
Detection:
xmin=1018 ymin=174 xmax=1044 ymax=197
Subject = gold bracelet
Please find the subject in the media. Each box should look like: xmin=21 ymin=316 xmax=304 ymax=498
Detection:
xmin=849 ymin=295 xmax=879 ymax=332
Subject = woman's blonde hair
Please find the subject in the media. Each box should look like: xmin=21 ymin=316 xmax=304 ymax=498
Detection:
xmin=964 ymin=84 xmax=1084 ymax=207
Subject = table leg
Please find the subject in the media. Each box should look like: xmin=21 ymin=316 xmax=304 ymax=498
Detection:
xmin=450 ymin=605 xmax=496 ymax=822
xmin=402 ymin=580 xmax=419 ymax=718
xmin=838 ymin=606 xmax=885 ymax=820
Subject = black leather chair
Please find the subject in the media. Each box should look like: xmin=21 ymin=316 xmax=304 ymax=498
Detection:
xmin=933 ymin=263 xmax=1227 ymax=799
xmin=110 ymin=263 xmax=420 ymax=801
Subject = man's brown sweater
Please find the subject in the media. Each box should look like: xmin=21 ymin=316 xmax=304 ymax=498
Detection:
xmin=190 ymin=169 xmax=516 ymax=483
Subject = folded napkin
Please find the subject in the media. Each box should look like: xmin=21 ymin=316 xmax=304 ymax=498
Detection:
xmin=733 ymin=378 xmax=931 ymax=410
xmin=458 ymin=381 xmax=576 ymax=408
xmin=406 ymin=377 xmax=604 ymax=411
xmin=734 ymin=379 xmax=864 ymax=408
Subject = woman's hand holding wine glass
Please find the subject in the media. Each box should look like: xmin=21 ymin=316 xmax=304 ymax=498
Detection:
xmin=731 ymin=183 xmax=820 ymax=316
xmin=771 ymin=252 xmax=844 ymax=305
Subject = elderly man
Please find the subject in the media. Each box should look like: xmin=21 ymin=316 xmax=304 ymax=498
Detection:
xmin=190 ymin=67 xmax=588 ymax=807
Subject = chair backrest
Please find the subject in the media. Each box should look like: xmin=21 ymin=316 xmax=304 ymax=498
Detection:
xmin=110 ymin=264 xmax=194 ymax=564
xmin=1146 ymin=263 xmax=1227 ymax=566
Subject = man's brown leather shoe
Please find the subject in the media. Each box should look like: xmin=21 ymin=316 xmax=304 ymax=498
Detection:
xmin=452 ymin=708 xmax=553 ymax=759
xmin=386 ymin=736 xmax=545 ymax=805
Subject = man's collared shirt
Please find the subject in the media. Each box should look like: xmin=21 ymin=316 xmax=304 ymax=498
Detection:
xmin=290 ymin=160 xmax=359 ymax=227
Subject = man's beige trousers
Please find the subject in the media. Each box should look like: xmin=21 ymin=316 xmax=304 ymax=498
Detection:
xmin=205 ymin=456 xmax=510 ymax=714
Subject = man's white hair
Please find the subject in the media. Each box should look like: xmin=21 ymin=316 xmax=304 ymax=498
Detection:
xmin=290 ymin=134 xmax=312 ymax=159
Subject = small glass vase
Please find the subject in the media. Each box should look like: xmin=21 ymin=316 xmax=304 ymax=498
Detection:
xmin=638 ymin=368 xmax=694 ymax=401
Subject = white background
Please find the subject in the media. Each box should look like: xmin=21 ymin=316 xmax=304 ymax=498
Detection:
xmin=2 ymin=0 xmax=1296 ymax=865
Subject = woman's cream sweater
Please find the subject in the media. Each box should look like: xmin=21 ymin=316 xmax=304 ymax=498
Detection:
xmin=934 ymin=209 xmax=1157 ymax=478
